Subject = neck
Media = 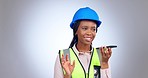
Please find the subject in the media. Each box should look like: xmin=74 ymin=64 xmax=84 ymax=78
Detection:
xmin=76 ymin=42 xmax=91 ymax=52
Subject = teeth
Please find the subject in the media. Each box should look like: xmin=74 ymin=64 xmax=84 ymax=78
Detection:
xmin=86 ymin=38 xmax=91 ymax=39
xmin=85 ymin=38 xmax=91 ymax=41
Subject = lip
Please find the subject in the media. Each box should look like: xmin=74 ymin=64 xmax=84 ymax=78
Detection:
xmin=84 ymin=36 xmax=92 ymax=39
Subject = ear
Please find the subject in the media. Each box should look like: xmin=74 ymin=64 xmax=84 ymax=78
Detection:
xmin=75 ymin=31 xmax=78 ymax=35
xmin=75 ymin=33 xmax=77 ymax=36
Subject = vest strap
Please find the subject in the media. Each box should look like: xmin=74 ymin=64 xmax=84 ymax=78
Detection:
xmin=96 ymin=48 xmax=101 ymax=63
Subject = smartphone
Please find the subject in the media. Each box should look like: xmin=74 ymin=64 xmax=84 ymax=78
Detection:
xmin=96 ymin=45 xmax=117 ymax=49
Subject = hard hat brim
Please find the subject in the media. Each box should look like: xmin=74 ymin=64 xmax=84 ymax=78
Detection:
xmin=70 ymin=19 xmax=102 ymax=29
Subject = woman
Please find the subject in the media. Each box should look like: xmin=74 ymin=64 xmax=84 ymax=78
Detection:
xmin=54 ymin=7 xmax=112 ymax=78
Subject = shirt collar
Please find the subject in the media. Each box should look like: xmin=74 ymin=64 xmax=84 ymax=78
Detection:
xmin=72 ymin=44 xmax=93 ymax=55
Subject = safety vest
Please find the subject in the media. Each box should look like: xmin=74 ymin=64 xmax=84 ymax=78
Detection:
xmin=59 ymin=48 xmax=101 ymax=78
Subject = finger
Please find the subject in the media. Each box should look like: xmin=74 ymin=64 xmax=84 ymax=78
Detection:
xmin=66 ymin=54 xmax=69 ymax=61
xmin=108 ymin=48 xmax=112 ymax=56
xmin=105 ymin=48 xmax=111 ymax=57
xmin=72 ymin=60 xmax=75 ymax=67
xmin=104 ymin=46 xmax=108 ymax=53
xmin=106 ymin=50 xmax=110 ymax=57
xmin=62 ymin=54 xmax=64 ymax=62
xmin=61 ymin=54 xmax=66 ymax=66
xmin=100 ymin=46 xmax=104 ymax=56
xmin=102 ymin=46 xmax=107 ymax=56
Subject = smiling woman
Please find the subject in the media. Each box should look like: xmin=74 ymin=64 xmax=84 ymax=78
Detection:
xmin=54 ymin=7 xmax=112 ymax=78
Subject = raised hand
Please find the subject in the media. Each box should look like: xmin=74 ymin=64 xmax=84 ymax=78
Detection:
xmin=100 ymin=46 xmax=112 ymax=69
xmin=61 ymin=54 xmax=75 ymax=77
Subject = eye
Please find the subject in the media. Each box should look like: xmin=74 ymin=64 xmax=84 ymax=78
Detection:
xmin=82 ymin=27 xmax=88 ymax=30
xmin=92 ymin=28 xmax=96 ymax=32
xmin=93 ymin=28 xmax=96 ymax=31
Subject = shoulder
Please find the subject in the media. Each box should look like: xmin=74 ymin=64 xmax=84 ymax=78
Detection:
xmin=58 ymin=48 xmax=71 ymax=53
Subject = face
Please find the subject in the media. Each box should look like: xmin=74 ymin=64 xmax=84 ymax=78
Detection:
xmin=76 ymin=20 xmax=97 ymax=45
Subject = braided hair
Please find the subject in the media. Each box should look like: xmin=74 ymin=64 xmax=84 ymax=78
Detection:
xmin=69 ymin=20 xmax=80 ymax=48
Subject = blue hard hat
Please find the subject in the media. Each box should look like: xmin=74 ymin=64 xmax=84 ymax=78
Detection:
xmin=70 ymin=7 xmax=102 ymax=29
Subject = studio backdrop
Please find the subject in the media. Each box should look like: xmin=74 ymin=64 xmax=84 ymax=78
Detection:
xmin=0 ymin=0 xmax=148 ymax=78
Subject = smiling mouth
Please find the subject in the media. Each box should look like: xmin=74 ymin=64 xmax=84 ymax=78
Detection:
xmin=84 ymin=37 xmax=92 ymax=42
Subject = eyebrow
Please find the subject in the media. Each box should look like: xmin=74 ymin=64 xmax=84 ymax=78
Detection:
xmin=91 ymin=26 xmax=97 ymax=29
xmin=81 ymin=25 xmax=96 ymax=27
xmin=91 ymin=26 xmax=96 ymax=28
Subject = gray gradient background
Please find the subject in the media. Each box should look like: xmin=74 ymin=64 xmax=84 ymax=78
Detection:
xmin=0 ymin=0 xmax=148 ymax=78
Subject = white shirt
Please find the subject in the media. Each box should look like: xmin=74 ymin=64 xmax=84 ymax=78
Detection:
xmin=54 ymin=45 xmax=111 ymax=78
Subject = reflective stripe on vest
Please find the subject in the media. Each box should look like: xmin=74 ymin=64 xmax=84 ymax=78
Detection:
xmin=59 ymin=48 xmax=101 ymax=78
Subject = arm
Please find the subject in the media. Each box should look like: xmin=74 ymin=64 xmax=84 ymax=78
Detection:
xmin=54 ymin=56 xmax=64 ymax=78
xmin=100 ymin=64 xmax=111 ymax=78
xmin=100 ymin=46 xmax=112 ymax=78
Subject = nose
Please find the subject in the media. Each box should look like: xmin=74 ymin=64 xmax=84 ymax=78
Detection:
xmin=86 ymin=29 xmax=92 ymax=35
